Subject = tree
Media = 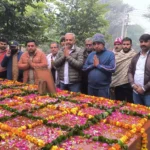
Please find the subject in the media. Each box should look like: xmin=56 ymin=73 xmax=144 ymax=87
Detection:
xmin=53 ymin=0 xmax=108 ymax=45
xmin=127 ymin=24 xmax=145 ymax=52
xmin=144 ymin=5 xmax=150 ymax=20
xmin=0 ymin=0 xmax=54 ymax=43
xmin=100 ymin=0 xmax=133 ymax=49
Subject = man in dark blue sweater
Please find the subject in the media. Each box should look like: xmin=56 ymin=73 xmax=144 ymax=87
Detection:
xmin=83 ymin=33 xmax=116 ymax=98
xmin=1 ymin=41 xmax=23 ymax=82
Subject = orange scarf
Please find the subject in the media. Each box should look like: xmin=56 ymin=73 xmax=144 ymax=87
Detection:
xmin=12 ymin=54 xmax=19 ymax=81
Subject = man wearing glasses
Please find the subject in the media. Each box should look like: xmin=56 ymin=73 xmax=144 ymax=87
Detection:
xmin=81 ymin=38 xmax=94 ymax=94
xmin=47 ymin=42 xmax=59 ymax=86
xmin=83 ymin=33 xmax=116 ymax=98
xmin=84 ymin=38 xmax=94 ymax=60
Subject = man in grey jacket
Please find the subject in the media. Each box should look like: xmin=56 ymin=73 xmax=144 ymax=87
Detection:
xmin=54 ymin=33 xmax=84 ymax=92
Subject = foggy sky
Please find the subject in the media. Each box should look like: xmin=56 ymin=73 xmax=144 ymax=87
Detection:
xmin=123 ymin=0 xmax=150 ymax=33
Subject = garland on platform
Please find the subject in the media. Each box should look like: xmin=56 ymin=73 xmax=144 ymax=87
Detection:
xmin=0 ymin=80 xmax=149 ymax=150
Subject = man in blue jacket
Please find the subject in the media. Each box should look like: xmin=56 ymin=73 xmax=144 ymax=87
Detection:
xmin=1 ymin=41 xmax=23 ymax=82
xmin=83 ymin=33 xmax=116 ymax=98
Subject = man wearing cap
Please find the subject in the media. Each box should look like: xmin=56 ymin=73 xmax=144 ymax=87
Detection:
xmin=83 ymin=33 xmax=116 ymax=98
xmin=110 ymin=37 xmax=123 ymax=99
xmin=113 ymin=37 xmax=123 ymax=54
xmin=0 ymin=38 xmax=8 ymax=78
xmin=1 ymin=41 xmax=23 ymax=81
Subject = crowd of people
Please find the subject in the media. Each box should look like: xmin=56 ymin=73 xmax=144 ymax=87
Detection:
xmin=0 ymin=32 xmax=150 ymax=107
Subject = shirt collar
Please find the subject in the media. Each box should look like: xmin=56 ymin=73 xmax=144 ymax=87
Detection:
xmin=140 ymin=50 xmax=150 ymax=56
xmin=71 ymin=45 xmax=75 ymax=51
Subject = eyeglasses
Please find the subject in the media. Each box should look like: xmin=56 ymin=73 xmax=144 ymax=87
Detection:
xmin=50 ymin=47 xmax=58 ymax=49
xmin=86 ymin=44 xmax=93 ymax=47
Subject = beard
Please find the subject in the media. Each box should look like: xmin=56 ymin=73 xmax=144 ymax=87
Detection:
xmin=0 ymin=46 xmax=6 ymax=51
xmin=140 ymin=45 xmax=149 ymax=51
xmin=123 ymin=48 xmax=130 ymax=53
xmin=85 ymin=48 xmax=93 ymax=53
xmin=65 ymin=43 xmax=72 ymax=49
xmin=115 ymin=48 xmax=121 ymax=52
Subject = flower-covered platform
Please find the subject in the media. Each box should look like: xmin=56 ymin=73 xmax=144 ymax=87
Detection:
xmin=0 ymin=79 xmax=150 ymax=150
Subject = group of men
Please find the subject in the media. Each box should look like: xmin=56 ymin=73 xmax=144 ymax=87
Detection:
xmin=111 ymin=34 xmax=150 ymax=106
xmin=0 ymin=39 xmax=47 ymax=84
xmin=0 ymin=32 xmax=150 ymax=107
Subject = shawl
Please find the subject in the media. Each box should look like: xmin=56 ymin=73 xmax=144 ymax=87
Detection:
xmin=111 ymin=49 xmax=137 ymax=87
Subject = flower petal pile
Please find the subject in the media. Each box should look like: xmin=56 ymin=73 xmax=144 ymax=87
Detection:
xmin=0 ymin=79 xmax=149 ymax=150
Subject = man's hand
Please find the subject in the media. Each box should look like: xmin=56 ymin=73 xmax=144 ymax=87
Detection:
xmin=93 ymin=55 xmax=99 ymax=66
xmin=27 ymin=59 xmax=33 ymax=68
xmin=64 ymin=48 xmax=69 ymax=57
xmin=133 ymin=84 xmax=145 ymax=94
xmin=132 ymin=84 xmax=139 ymax=91
xmin=136 ymin=86 xmax=145 ymax=94
xmin=6 ymin=49 xmax=11 ymax=57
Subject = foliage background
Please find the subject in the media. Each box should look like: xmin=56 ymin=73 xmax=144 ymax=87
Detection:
xmin=0 ymin=0 xmax=147 ymax=53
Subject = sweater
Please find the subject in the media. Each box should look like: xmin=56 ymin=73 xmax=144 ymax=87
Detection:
xmin=83 ymin=48 xmax=116 ymax=89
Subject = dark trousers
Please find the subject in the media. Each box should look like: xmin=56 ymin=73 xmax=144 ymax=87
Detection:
xmin=81 ymin=71 xmax=88 ymax=94
xmin=81 ymin=81 xmax=88 ymax=94
xmin=115 ymin=83 xmax=133 ymax=103
xmin=0 ymin=71 xmax=7 ymax=79
xmin=88 ymin=86 xmax=110 ymax=98
xmin=60 ymin=82 xmax=81 ymax=92
xmin=51 ymin=67 xmax=56 ymax=82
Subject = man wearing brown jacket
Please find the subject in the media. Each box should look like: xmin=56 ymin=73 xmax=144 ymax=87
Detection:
xmin=18 ymin=40 xmax=47 ymax=84
xmin=128 ymin=34 xmax=150 ymax=106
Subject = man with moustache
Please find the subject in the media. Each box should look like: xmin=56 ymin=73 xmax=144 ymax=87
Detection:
xmin=113 ymin=37 xmax=123 ymax=54
xmin=47 ymin=42 xmax=59 ymax=85
xmin=111 ymin=37 xmax=136 ymax=102
xmin=1 ymin=41 xmax=23 ymax=81
xmin=18 ymin=40 xmax=47 ymax=84
xmin=0 ymin=38 xmax=8 ymax=78
xmin=81 ymin=38 xmax=94 ymax=94
xmin=83 ymin=38 xmax=94 ymax=60
xmin=128 ymin=34 xmax=150 ymax=106
xmin=54 ymin=33 xmax=84 ymax=92
xmin=83 ymin=33 xmax=115 ymax=98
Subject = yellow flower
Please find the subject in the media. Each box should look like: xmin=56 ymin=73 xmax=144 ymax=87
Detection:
xmin=37 ymin=139 xmax=45 ymax=147
xmin=51 ymin=146 xmax=59 ymax=150
xmin=88 ymin=115 xmax=93 ymax=119
xmin=78 ymin=111 xmax=84 ymax=116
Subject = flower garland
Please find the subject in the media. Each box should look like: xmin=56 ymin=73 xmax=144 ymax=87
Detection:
xmin=0 ymin=80 xmax=149 ymax=150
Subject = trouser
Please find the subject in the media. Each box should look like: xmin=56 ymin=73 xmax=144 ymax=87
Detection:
xmin=133 ymin=92 xmax=150 ymax=107
xmin=88 ymin=86 xmax=109 ymax=98
xmin=115 ymin=83 xmax=133 ymax=103
xmin=60 ymin=82 xmax=81 ymax=92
